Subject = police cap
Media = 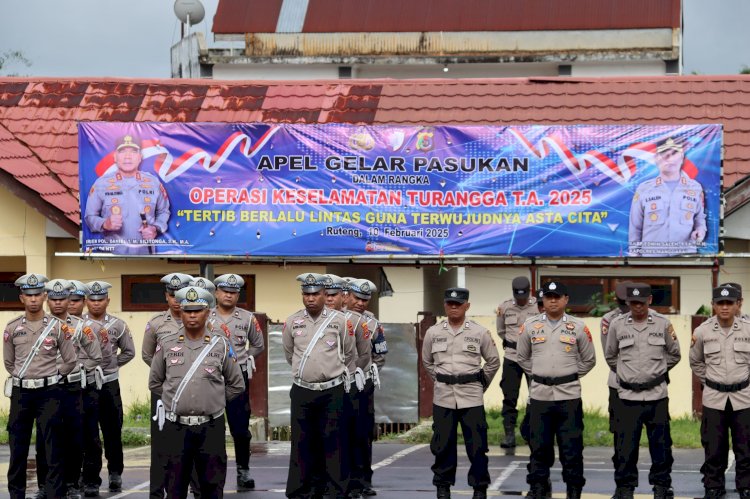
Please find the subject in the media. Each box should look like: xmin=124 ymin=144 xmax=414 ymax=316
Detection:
xmin=175 ymin=286 xmax=213 ymax=310
xmin=614 ymin=280 xmax=635 ymax=301
xmin=713 ymin=285 xmax=741 ymax=303
xmin=86 ymin=281 xmax=112 ymax=299
xmin=349 ymin=279 xmax=377 ymax=300
xmin=323 ymin=274 xmax=346 ymax=295
xmin=444 ymin=287 xmax=469 ymax=304
xmin=542 ymin=281 xmax=568 ymax=297
xmin=720 ymin=282 xmax=743 ymax=298
xmin=626 ymin=283 xmax=651 ymax=303
xmin=296 ymin=273 xmax=326 ymax=293
xmin=161 ymin=273 xmax=194 ymax=293
xmin=15 ymin=273 xmax=49 ymax=295
xmin=512 ymin=276 xmax=531 ymax=298
xmin=115 ymin=134 xmax=141 ymax=152
xmin=214 ymin=274 xmax=244 ymax=292
xmin=68 ymin=280 xmax=89 ymax=299
xmin=656 ymin=137 xmax=683 ymax=154
xmin=45 ymin=278 xmax=72 ymax=299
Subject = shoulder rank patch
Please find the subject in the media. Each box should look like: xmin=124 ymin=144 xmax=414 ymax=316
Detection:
xmin=584 ymin=326 xmax=592 ymax=342
xmin=83 ymin=327 xmax=94 ymax=341
xmin=534 ymin=323 xmax=544 ymax=329
xmin=347 ymin=320 xmax=354 ymax=336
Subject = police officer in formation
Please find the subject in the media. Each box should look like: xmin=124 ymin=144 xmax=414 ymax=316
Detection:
xmin=34 ymin=279 xmax=102 ymax=499
xmin=517 ymin=281 xmax=596 ymax=499
xmin=210 ymin=273 xmax=265 ymax=491
xmin=496 ymin=276 xmax=537 ymax=449
xmin=83 ymin=281 xmax=136 ymax=494
xmin=83 ymin=135 xmax=171 ymax=255
xmin=605 ymin=283 xmax=681 ymax=499
xmin=282 ymin=273 xmax=355 ymax=499
xmin=690 ymin=284 xmax=750 ymax=499
xmin=142 ymin=272 xmax=194 ymax=499
xmin=600 ymin=281 xmax=632 ymax=465
xmin=3 ymin=274 xmax=77 ymax=499
xmin=345 ymin=277 xmax=387 ymax=497
xmin=422 ymin=287 xmax=500 ymax=499
xmin=149 ymin=285 xmax=245 ymax=498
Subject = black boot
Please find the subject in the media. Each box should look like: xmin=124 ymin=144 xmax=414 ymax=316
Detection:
xmin=566 ymin=486 xmax=582 ymax=499
xmin=528 ymin=482 xmax=551 ymax=499
xmin=437 ymin=485 xmax=451 ymax=499
xmin=472 ymin=487 xmax=487 ymax=499
xmin=108 ymin=473 xmax=122 ymax=492
xmin=500 ymin=426 xmax=517 ymax=448
xmin=704 ymin=488 xmax=727 ymax=499
xmin=237 ymin=468 xmax=255 ymax=491
xmin=612 ymin=486 xmax=634 ymax=499
xmin=654 ymin=485 xmax=674 ymax=499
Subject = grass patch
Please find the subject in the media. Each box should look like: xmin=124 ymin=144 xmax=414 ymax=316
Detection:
xmin=393 ymin=406 xmax=702 ymax=449
xmin=124 ymin=398 xmax=151 ymax=428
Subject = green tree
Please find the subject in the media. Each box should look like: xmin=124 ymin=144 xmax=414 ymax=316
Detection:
xmin=0 ymin=50 xmax=31 ymax=76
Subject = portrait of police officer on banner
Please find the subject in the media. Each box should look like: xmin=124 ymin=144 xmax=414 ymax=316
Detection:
xmin=628 ymin=137 xmax=707 ymax=257
xmin=84 ymin=134 xmax=170 ymax=255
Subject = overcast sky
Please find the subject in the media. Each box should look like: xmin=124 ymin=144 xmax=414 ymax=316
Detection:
xmin=0 ymin=0 xmax=747 ymax=77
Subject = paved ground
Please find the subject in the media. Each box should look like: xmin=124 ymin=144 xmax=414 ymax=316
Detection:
xmin=0 ymin=443 xmax=729 ymax=498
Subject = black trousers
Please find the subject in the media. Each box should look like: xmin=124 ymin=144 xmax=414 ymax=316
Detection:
xmin=286 ymin=383 xmax=349 ymax=498
xmin=430 ymin=404 xmax=490 ymax=489
xmin=162 ymin=418 xmax=227 ymax=499
xmin=81 ymin=383 xmax=103 ymax=486
xmin=614 ymin=397 xmax=673 ymax=488
xmin=351 ymin=380 xmax=376 ymax=491
xmin=701 ymin=400 xmax=750 ymax=491
xmin=150 ymin=391 xmax=166 ymax=498
xmin=99 ymin=379 xmax=124 ymax=476
xmin=7 ymin=385 xmax=65 ymax=499
xmin=500 ymin=358 xmax=528 ymax=427
xmin=36 ymin=382 xmax=83 ymax=490
xmin=527 ymin=398 xmax=585 ymax=488
xmin=226 ymin=370 xmax=252 ymax=470
xmin=609 ymin=387 xmax=623 ymax=467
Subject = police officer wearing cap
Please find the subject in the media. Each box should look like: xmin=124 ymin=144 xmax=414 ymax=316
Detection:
xmin=3 ymin=273 xmax=77 ymax=499
xmin=690 ymin=285 xmax=750 ymax=499
xmin=141 ymin=272 xmax=193 ymax=499
xmin=423 ymin=288 xmax=499 ymax=499
xmin=347 ymin=278 xmax=387 ymax=497
xmin=84 ymin=134 xmax=171 ymax=255
xmin=720 ymin=283 xmax=750 ymax=321
xmin=283 ymin=273 xmax=355 ymax=499
xmin=211 ymin=273 xmax=265 ymax=491
xmin=496 ymin=276 xmax=538 ymax=449
xmin=605 ymin=283 xmax=681 ymax=499
xmin=517 ymin=281 xmax=596 ymax=499
xmin=68 ymin=280 xmax=89 ymax=318
xmin=84 ymin=280 xmax=136 ymax=494
xmin=149 ymin=286 xmax=244 ymax=498
xmin=600 ymin=281 xmax=633 ymax=467
xmin=33 ymin=279 xmax=102 ymax=499
xmin=629 ymin=138 xmax=707 ymax=256
xmin=322 ymin=275 xmax=373 ymax=498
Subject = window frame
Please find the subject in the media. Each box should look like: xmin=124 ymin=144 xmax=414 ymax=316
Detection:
xmin=0 ymin=271 xmax=25 ymax=311
xmin=541 ymin=275 xmax=680 ymax=315
xmin=121 ymin=274 xmax=256 ymax=312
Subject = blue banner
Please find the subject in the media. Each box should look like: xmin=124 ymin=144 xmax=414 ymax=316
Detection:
xmin=78 ymin=123 xmax=722 ymax=257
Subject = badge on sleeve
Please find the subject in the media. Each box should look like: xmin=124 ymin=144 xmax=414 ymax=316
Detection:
xmin=690 ymin=334 xmax=696 ymax=347
xmin=668 ymin=324 xmax=677 ymax=340
xmin=347 ymin=320 xmax=354 ymax=336
xmin=584 ymin=326 xmax=592 ymax=342
xmin=3 ymin=331 xmax=8 ymax=343
xmin=361 ymin=322 xmax=371 ymax=340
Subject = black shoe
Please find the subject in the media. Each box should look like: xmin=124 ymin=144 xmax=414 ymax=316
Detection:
xmin=83 ymin=485 xmax=98 ymax=498
xmin=528 ymin=482 xmax=551 ymax=499
xmin=237 ymin=469 xmax=255 ymax=491
xmin=612 ymin=487 xmax=634 ymax=499
xmin=473 ymin=488 xmax=488 ymax=499
xmin=66 ymin=485 xmax=83 ymax=499
xmin=348 ymin=493 xmax=363 ymax=499
xmin=567 ymin=486 xmax=582 ymax=499
xmin=437 ymin=485 xmax=451 ymax=499
xmin=26 ymin=490 xmax=45 ymax=499
xmin=501 ymin=429 xmax=517 ymax=448
xmin=361 ymin=487 xmax=376 ymax=496
xmin=654 ymin=485 xmax=674 ymax=499
xmin=704 ymin=489 xmax=727 ymax=499
xmin=108 ymin=473 xmax=122 ymax=492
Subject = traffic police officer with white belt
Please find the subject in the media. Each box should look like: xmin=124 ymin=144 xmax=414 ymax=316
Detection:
xmin=149 ymin=286 xmax=244 ymax=498
xmin=33 ymin=279 xmax=102 ymax=499
xmin=84 ymin=280 xmax=136 ymax=493
xmin=690 ymin=285 xmax=750 ymax=499
xmin=211 ymin=273 xmax=265 ymax=491
xmin=3 ymin=273 xmax=77 ymax=499
xmin=605 ymin=283 xmax=681 ymax=499
xmin=282 ymin=273 xmax=355 ymax=499
xmin=423 ymin=287 xmax=500 ymax=499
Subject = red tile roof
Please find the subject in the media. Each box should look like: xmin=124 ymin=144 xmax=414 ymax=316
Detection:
xmin=0 ymin=75 xmax=748 ymax=234
xmin=214 ymin=0 xmax=680 ymax=34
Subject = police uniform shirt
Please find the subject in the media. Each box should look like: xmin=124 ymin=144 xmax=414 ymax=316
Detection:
xmin=362 ymin=310 xmax=386 ymax=369
xmin=209 ymin=307 xmax=265 ymax=365
xmin=142 ymin=310 xmax=182 ymax=366
xmin=84 ymin=313 xmax=135 ymax=374
xmin=600 ymin=307 xmax=626 ymax=389
xmin=689 ymin=316 xmax=750 ymax=411
xmin=517 ymin=314 xmax=597 ymax=401
xmin=605 ymin=311 xmax=681 ymax=401
xmin=496 ymin=296 xmax=538 ymax=362
xmin=62 ymin=315 xmax=102 ymax=373
xmin=3 ymin=314 xmax=77 ymax=377
xmin=628 ymin=171 xmax=707 ymax=256
xmin=83 ymin=170 xmax=170 ymax=255
xmin=422 ymin=319 xmax=500 ymax=410
xmin=343 ymin=310 xmax=372 ymax=372
xmin=148 ymin=329 xmax=244 ymax=415
xmin=281 ymin=307 xmax=355 ymax=383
